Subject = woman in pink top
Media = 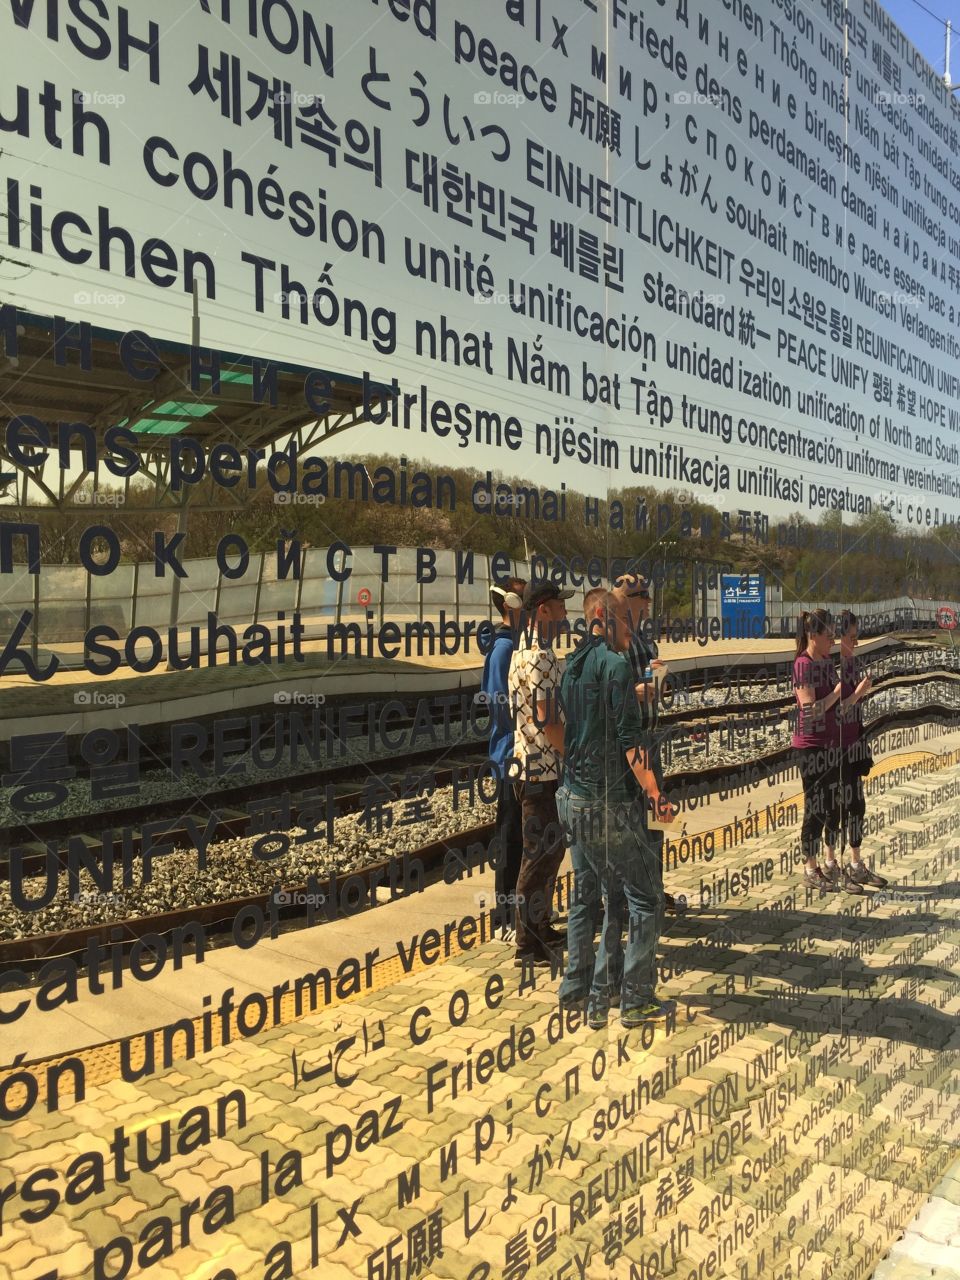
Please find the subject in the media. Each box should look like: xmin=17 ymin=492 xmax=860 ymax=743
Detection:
xmin=792 ymin=609 xmax=868 ymax=892
xmin=823 ymin=611 xmax=887 ymax=890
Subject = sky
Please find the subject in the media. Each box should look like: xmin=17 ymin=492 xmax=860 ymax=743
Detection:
xmin=884 ymin=0 xmax=954 ymax=76
xmin=314 ymin=0 xmax=960 ymax=519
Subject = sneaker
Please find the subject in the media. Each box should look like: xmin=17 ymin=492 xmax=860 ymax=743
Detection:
xmin=539 ymin=925 xmax=566 ymax=947
xmin=664 ymin=892 xmax=677 ymax=912
xmin=804 ymin=865 xmax=840 ymax=892
xmin=500 ymin=926 xmax=517 ymax=944
xmin=841 ymin=870 xmax=864 ymax=895
xmin=621 ymin=999 xmax=676 ymax=1028
xmin=587 ymin=1007 xmax=609 ymax=1030
xmin=846 ymin=862 xmax=888 ymax=888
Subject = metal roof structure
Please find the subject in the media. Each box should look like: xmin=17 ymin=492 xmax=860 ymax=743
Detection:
xmin=0 ymin=309 xmax=396 ymax=512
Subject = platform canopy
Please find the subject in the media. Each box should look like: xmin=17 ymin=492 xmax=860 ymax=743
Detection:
xmin=0 ymin=309 xmax=395 ymax=512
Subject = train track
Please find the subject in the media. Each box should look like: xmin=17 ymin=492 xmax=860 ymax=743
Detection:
xmin=3 ymin=693 xmax=958 ymax=976
xmin=0 ymin=821 xmax=497 ymax=969
xmin=6 ymin=658 xmax=959 ymax=865
xmin=3 ymin=739 xmax=492 ymax=869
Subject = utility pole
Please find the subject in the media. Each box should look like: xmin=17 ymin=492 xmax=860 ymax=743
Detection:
xmin=945 ymin=21 xmax=960 ymax=90
xmin=948 ymin=20 xmax=952 ymax=85
xmin=165 ymin=285 xmax=198 ymax=669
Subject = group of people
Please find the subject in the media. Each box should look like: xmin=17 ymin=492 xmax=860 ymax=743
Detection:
xmin=481 ymin=581 xmax=888 ymax=1031
xmin=793 ymin=608 xmax=887 ymax=893
xmin=481 ymin=573 xmax=677 ymax=1030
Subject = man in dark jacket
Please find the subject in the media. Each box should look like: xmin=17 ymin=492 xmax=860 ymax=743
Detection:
xmin=480 ymin=578 xmax=526 ymax=936
xmin=557 ymin=588 xmax=677 ymax=1029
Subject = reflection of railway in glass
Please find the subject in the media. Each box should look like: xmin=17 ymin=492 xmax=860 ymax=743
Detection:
xmin=3 ymin=637 xmax=958 ymax=966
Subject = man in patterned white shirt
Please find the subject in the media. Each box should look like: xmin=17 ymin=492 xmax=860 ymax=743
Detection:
xmin=508 ymin=579 xmax=574 ymax=966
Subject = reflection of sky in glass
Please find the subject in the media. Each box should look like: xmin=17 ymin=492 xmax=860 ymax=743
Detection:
xmin=3 ymin=1 xmax=959 ymax=525
xmin=882 ymin=1 xmax=947 ymax=79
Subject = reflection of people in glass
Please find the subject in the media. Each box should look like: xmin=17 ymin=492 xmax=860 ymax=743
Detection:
xmin=792 ymin=609 xmax=846 ymax=892
xmin=824 ymin=611 xmax=887 ymax=890
xmin=611 ymin=572 xmax=677 ymax=911
xmin=508 ymin=580 xmax=571 ymax=965
xmin=482 ymin=578 xmax=527 ymax=936
xmin=557 ymin=588 xmax=677 ymax=1029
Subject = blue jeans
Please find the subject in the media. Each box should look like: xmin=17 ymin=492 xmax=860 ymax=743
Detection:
xmin=556 ymin=786 xmax=665 ymax=1012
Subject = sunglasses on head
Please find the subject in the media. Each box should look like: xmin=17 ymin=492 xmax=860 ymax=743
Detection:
xmin=614 ymin=575 xmax=650 ymax=599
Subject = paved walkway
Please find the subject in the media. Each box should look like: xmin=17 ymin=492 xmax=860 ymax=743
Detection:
xmin=874 ymin=1164 xmax=960 ymax=1280
xmin=2 ymin=733 xmax=958 ymax=1280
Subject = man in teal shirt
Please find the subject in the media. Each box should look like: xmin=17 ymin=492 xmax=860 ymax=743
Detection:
xmin=558 ymin=588 xmax=677 ymax=1029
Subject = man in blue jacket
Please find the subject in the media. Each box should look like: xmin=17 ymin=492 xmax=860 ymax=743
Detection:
xmin=480 ymin=577 xmax=526 ymax=938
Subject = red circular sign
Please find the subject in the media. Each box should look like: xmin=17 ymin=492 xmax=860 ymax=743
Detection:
xmin=357 ymin=588 xmax=372 ymax=606
xmin=937 ymin=607 xmax=957 ymax=630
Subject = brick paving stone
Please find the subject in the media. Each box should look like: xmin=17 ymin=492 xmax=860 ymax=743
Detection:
xmin=0 ymin=1237 xmax=46 ymax=1273
xmin=35 ymin=1240 xmax=91 ymax=1280
xmin=3 ymin=754 xmax=960 ymax=1280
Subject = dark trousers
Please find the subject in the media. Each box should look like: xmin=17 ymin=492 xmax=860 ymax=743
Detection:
xmin=514 ymin=779 xmax=565 ymax=950
xmin=796 ymin=745 xmax=842 ymax=861
xmin=493 ymin=777 xmax=523 ymax=929
xmin=651 ymin=828 xmax=666 ymax=880
xmin=825 ymin=746 xmax=866 ymax=851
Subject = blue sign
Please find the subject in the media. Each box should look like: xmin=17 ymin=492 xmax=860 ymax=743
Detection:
xmin=721 ymin=575 xmax=765 ymax=638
